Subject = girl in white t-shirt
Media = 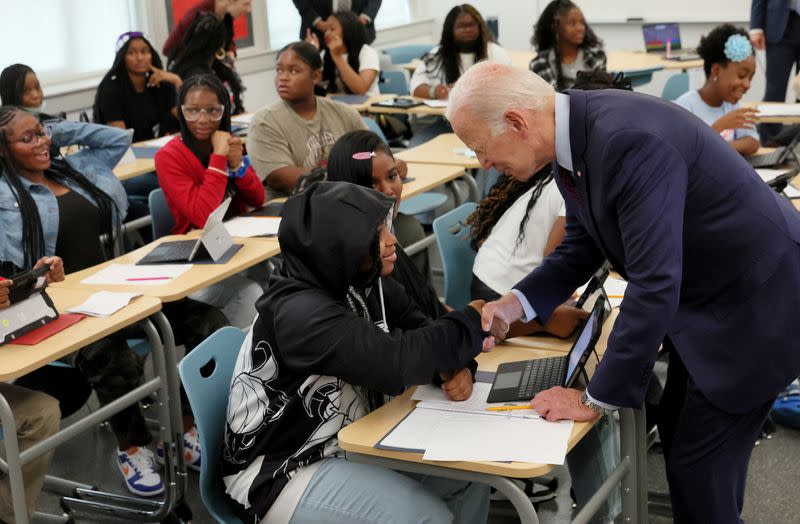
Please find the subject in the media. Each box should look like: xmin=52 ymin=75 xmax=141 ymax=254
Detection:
xmin=468 ymin=168 xmax=589 ymax=338
xmin=306 ymin=10 xmax=380 ymax=95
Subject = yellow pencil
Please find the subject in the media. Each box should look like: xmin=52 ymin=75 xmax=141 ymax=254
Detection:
xmin=485 ymin=405 xmax=532 ymax=412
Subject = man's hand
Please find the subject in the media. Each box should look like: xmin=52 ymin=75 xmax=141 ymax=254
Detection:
xmin=359 ymin=14 xmax=370 ymax=25
xmin=35 ymin=256 xmax=64 ymax=283
xmin=543 ymin=305 xmax=589 ymax=338
xmin=0 ymin=279 xmax=11 ymax=309
xmin=439 ymin=368 xmax=473 ymax=401
xmin=530 ymin=386 xmax=600 ymax=422
xmin=481 ymin=293 xmax=524 ymax=333
xmin=750 ymin=31 xmax=766 ymax=51
xmin=468 ymin=300 xmax=497 ymax=351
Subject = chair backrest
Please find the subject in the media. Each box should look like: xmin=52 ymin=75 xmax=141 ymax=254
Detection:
xmin=362 ymin=116 xmax=389 ymax=145
xmin=379 ymin=70 xmax=410 ymax=96
xmin=661 ymin=72 xmax=690 ymax=101
xmin=178 ymin=326 xmax=246 ymax=524
xmin=381 ymin=44 xmax=433 ymax=65
xmin=432 ymin=203 xmax=478 ymax=309
xmin=148 ymin=188 xmax=175 ymax=239
xmin=615 ymin=66 xmax=661 ymax=89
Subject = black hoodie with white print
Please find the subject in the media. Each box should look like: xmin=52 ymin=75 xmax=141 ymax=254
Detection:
xmin=222 ymin=182 xmax=484 ymax=521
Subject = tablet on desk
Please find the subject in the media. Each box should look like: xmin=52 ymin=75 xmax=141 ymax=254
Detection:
xmin=371 ymin=98 xmax=423 ymax=109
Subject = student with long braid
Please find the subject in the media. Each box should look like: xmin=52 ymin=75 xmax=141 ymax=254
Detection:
xmin=0 ymin=106 xmax=166 ymax=497
xmin=529 ymin=0 xmax=606 ymax=91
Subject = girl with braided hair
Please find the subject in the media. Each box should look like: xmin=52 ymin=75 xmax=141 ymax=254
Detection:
xmin=529 ymin=0 xmax=605 ymax=91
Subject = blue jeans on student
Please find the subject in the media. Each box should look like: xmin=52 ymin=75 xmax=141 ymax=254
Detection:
xmin=287 ymin=457 xmax=490 ymax=524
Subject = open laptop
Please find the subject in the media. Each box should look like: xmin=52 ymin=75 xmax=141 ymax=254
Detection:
xmin=642 ymin=23 xmax=700 ymax=61
xmin=747 ymin=130 xmax=800 ymax=168
xmin=486 ymin=300 xmax=605 ymax=403
xmin=138 ymin=198 xmax=242 ymax=265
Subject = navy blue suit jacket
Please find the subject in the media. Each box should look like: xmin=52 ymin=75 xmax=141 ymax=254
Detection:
xmin=293 ymin=0 xmax=382 ymax=43
xmin=514 ymin=90 xmax=800 ymax=414
xmin=751 ymin=0 xmax=793 ymax=44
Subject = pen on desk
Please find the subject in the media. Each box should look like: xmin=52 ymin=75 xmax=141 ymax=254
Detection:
xmin=126 ymin=277 xmax=172 ymax=282
xmin=607 ymin=294 xmax=624 ymax=299
xmin=485 ymin=405 xmax=533 ymax=412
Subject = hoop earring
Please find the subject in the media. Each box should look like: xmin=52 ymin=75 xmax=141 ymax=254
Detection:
xmin=216 ymin=48 xmax=226 ymax=61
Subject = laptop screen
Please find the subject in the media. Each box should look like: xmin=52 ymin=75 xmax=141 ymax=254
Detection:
xmin=564 ymin=304 xmax=600 ymax=385
xmin=643 ymin=23 xmax=682 ymax=52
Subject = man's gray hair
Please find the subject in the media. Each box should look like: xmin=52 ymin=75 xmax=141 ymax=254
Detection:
xmin=446 ymin=62 xmax=555 ymax=136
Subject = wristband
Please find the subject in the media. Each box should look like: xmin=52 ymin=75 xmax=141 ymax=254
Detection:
xmin=228 ymin=155 xmax=251 ymax=180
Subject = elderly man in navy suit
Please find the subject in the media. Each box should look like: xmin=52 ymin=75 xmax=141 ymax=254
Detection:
xmin=750 ymin=0 xmax=800 ymax=142
xmin=448 ymin=62 xmax=800 ymax=523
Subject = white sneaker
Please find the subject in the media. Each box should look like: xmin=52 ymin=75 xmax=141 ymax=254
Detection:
xmin=116 ymin=447 xmax=164 ymax=497
xmin=156 ymin=427 xmax=202 ymax=472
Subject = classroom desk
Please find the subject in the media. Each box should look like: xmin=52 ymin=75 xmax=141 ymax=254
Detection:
xmin=506 ymin=307 xmax=619 ymax=355
xmin=338 ymin=341 xmax=648 ymax=524
xmin=395 ymin=133 xmax=480 ymax=169
xmin=113 ymin=157 xmax=156 ymax=181
xmin=328 ymin=93 xmax=395 ymax=112
xmin=366 ymin=97 xmax=447 ymax=117
xmin=0 ymin=288 xmax=180 ymax=523
xmin=744 ymin=102 xmax=800 ymax=124
xmin=401 ymin=163 xmax=467 ymax=200
xmin=53 ymin=235 xmax=280 ymax=301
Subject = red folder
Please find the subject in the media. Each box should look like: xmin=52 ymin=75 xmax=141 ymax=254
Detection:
xmin=11 ymin=313 xmax=86 ymax=345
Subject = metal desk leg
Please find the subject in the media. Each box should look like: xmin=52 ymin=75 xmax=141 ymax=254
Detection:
xmin=345 ymin=453 xmax=540 ymax=524
xmin=445 ymin=180 xmax=463 ymax=207
xmin=617 ymin=408 xmax=648 ymax=524
xmin=0 ymin=393 xmax=31 ymax=524
xmin=463 ymin=170 xmax=480 ymax=202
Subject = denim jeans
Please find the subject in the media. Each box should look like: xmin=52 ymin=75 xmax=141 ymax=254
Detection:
xmin=284 ymin=457 xmax=490 ymax=524
xmin=190 ymin=273 xmax=263 ymax=329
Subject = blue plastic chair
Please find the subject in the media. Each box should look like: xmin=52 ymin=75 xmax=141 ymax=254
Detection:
xmin=432 ymin=203 xmax=478 ymax=309
xmin=381 ymin=44 xmax=433 ymax=65
xmin=362 ymin=116 xmax=389 ymax=144
xmin=178 ymin=326 xmax=246 ymax=524
xmin=616 ymin=66 xmax=661 ymax=89
xmin=379 ymin=70 xmax=410 ymax=96
xmin=661 ymin=72 xmax=690 ymax=101
xmin=148 ymin=188 xmax=175 ymax=239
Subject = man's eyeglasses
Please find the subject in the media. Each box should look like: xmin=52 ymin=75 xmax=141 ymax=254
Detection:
xmin=10 ymin=127 xmax=52 ymax=147
xmin=181 ymin=105 xmax=226 ymax=122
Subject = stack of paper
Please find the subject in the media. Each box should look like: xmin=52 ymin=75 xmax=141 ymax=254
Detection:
xmin=224 ymin=216 xmax=281 ymax=237
xmin=423 ymin=99 xmax=448 ymax=108
xmin=755 ymin=168 xmax=792 ymax=184
xmin=231 ymin=114 xmax=254 ymax=125
xmin=81 ymin=264 xmax=191 ymax=286
xmin=67 ymin=291 xmax=142 ymax=317
xmin=137 ymin=135 xmax=176 ymax=149
xmin=756 ymin=104 xmax=800 ymax=117
xmin=378 ymin=383 xmax=573 ymax=464
xmin=604 ymin=277 xmax=628 ymax=308
xmin=784 ymin=185 xmax=800 ymax=198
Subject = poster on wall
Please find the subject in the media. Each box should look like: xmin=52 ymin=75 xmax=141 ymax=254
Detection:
xmin=165 ymin=0 xmax=254 ymax=49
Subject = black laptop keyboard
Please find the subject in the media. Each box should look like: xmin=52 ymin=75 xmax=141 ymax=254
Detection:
xmin=517 ymin=357 xmax=567 ymax=398
xmin=748 ymin=148 xmax=784 ymax=168
xmin=139 ymin=240 xmax=196 ymax=264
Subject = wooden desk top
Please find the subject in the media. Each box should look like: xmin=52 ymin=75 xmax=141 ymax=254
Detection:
xmin=744 ymin=102 xmax=800 ymax=124
xmin=505 ymin=308 xmax=619 ymax=355
xmin=0 ymin=288 xmax=161 ymax=381
xmin=338 ymin=344 xmax=598 ymax=478
xmin=52 ymin=236 xmax=280 ymax=302
xmin=395 ymin=134 xmax=480 ymax=169
xmin=402 ymin=163 xmax=465 ymax=200
xmin=366 ymin=97 xmax=447 ymax=117
xmin=113 ymin=158 xmax=155 ymax=181
xmin=327 ymin=94 xmax=395 ymax=112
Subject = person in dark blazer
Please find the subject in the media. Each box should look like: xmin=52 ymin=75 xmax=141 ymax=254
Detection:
xmin=750 ymin=0 xmax=800 ymax=142
xmin=446 ymin=61 xmax=800 ymax=524
xmin=293 ymin=0 xmax=382 ymax=44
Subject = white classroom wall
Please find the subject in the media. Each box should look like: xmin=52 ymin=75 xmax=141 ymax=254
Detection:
xmin=40 ymin=0 xmax=797 ymax=117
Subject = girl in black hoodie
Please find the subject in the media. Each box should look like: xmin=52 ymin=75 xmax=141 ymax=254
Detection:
xmin=222 ymin=182 xmax=490 ymax=523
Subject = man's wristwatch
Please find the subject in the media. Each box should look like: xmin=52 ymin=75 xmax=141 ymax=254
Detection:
xmin=582 ymin=390 xmax=610 ymax=416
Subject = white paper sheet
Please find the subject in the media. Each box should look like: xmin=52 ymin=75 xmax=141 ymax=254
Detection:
xmin=411 ymin=383 xmax=539 ymax=418
xmin=603 ymin=277 xmax=628 ymax=308
xmin=378 ymin=407 xmax=443 ymax=451
xmin=231 ymin=113 xmax=254 ymax=125
xmin=224 ymin=216 xmax=281 ymax=237
xmin=67 ymin=291 xmax=142 ymax=317
xmin=784 ymin=184 xmax=800 ymax=198
xmin=138 ymin=135 xmax=176 ymax=148
xmin=756 ymin=104 xmax=800 ymax=117
xmin=81 ymin=263 xmax=191 ymax=286
xmin=452 ymin=148 xmax=476 ymax=158
xmin=114 ymin=147 xmax=137 ymax=167
xmin=423 ymin=99 xmax=448 ymax=108
xmin=422 ymin=413 xmax=572 ymax=464
xmin=755 ymin=168 xmax=792 ymax=184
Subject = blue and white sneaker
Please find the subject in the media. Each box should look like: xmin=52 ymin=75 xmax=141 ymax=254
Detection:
xmin=156 ymin=427 xmax=202 ymax=472
xmin=116 ymin=447 xmax=164 ymax=497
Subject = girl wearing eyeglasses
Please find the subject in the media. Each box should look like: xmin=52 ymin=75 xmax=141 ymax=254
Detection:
xmin=94 ymin=32 xmax=181 ymax=143
xmin=154 ymin=73 xmax=263 ymax=328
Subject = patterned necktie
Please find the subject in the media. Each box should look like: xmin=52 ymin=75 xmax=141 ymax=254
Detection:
xmin=336 ymin=0 xmax=352 ymax=13
xmin=558 ymin=166 xmax=582 ymax=208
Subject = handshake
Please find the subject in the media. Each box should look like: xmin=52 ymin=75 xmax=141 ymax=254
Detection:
xmin=468 ymin=293 xmax=589 ymax=352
